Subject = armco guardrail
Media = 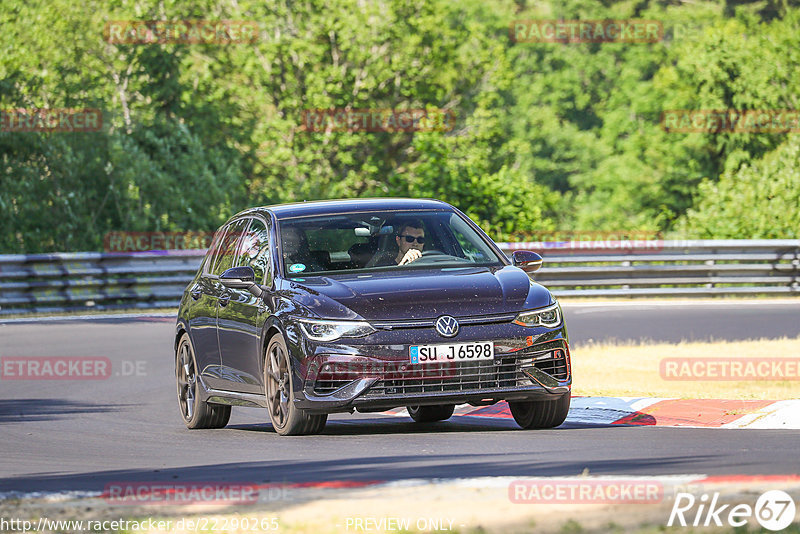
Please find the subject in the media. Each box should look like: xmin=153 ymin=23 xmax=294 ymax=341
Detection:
xmin=505 ymin=239 xmax=800 ymax=298
xmin=0 ymin=250 xmax=205 ymax=315
xmin=0 ymin=240 xmax=798 ymax=315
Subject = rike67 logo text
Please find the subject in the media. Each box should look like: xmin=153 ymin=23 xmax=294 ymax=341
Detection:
xmin=669 ymin=490 xmax=796 ymax=531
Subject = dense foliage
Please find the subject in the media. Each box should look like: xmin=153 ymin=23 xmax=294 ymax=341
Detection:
xmin=1 ymin=0 xmax=798 ymax=252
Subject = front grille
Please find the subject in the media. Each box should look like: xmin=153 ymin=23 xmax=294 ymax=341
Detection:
xmin=368 ymin=359 xmax=519 ymax=396
xmin=371 ymin=312 xmax=518 ymax=330
xmin=312 ymin=345 xmax=569 ymax=396
xmin=527 ymin=347 xmax=569 ymax=380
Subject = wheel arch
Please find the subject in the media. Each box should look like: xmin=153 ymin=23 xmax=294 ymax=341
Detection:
xmin=175 ymin=320 xmax=190 ymax=356
xmin=259 ymin=317 xmax=284 ymax=378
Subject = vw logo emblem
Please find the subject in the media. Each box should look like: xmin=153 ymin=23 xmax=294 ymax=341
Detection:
xmin=435 ymin=315 xmax=459 ymax=337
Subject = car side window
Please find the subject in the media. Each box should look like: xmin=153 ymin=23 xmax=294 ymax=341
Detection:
xmin=237 ymin=217 xmax=273 ymax=285
xmin=203 ymin=225 xmax=229 ymax=276
xmin=211 ymin=218 xmax=249 ymax=276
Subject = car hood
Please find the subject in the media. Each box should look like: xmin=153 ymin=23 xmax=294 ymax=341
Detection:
xmin=280 ymin=266 xmax=552 ymax=321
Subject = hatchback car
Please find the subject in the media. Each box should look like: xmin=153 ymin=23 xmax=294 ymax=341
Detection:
xmin=175 ymin=198 xmax=571 ymax=435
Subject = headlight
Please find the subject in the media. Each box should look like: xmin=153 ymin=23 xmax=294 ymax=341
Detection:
xmin=297 ymin=319 xmax=376 ymax=342
xmin=513 ymin=303 xmax=561 ymax=328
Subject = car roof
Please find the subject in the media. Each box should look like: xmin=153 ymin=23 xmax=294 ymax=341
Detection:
xmin=235 ymin=198 xmax=454 ymax=220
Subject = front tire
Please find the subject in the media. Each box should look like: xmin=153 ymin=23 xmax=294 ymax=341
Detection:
xmin=176 ymin=333 xmax=231 ymax=429
xmin=509 ymin=393 xmax=571 ymax=429
xmin=407 ymin=404 xmax=455 ymax=423
xmin=264 ymin=333 xmax=327 ymax=436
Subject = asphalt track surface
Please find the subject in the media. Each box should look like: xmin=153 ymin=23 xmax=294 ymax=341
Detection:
xmin=1 ymin=301 xmax=799 ymax=494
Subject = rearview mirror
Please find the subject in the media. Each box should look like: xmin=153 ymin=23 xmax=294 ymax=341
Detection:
xmin=354 ymin=224 xmax=394 ymax=237
xmin=511 ymin=250 xmax=543 ymax=274
xmin=220 ymin=266 xmax=263 ymax=297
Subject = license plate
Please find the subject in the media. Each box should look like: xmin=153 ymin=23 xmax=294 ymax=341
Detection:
xmin=409 ymin=341 xmax=494 ymax=364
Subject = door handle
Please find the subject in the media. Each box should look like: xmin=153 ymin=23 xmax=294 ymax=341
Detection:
xmin=190 ymin=289 xmax=202 ymax=300
xmin=218 ymin=295 xmax=230 ymax=307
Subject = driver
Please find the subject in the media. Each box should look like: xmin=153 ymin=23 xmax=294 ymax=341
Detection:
xmin=369 ymin=220 xmax=425 ymax=266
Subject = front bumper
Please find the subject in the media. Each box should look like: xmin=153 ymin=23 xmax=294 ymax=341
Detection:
xmin=298 ymin=382 xmax=569 ymax=414
xmin=289 ymin=323 xmax=571 ymax=414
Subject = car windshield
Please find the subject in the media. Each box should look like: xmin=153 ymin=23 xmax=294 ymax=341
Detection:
xmin=278 ymin=210 xmax=505 ymax=277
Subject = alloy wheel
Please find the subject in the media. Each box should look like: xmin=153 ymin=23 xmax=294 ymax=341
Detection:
xmin=176 ymin=340 xmax=196 ymax=421
xmin=266 ymin=341 xmax=291 ymax=429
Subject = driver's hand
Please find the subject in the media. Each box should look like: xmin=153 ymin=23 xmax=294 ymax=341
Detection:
xmin=399 ymin=249 xmax=422 ymax=265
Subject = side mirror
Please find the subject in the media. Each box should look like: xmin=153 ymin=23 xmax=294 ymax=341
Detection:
xmin=220 ymin=266 xmax=263 ymax=297
xmin=511 ymin=250 xmax=543 ymax=274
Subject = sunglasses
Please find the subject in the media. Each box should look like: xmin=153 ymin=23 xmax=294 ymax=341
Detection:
xmin=399 ymin=234 xmax=425 ymax=244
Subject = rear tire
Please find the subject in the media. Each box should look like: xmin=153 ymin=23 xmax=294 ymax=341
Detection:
xmin=264 ymin=333 xmax=327 ymax=436
xmin=407 ymin=404 xmax=455 ymax=423
xmin=509 ymin=393 xmax=571 ymax=429
xmin=176 ymin=333 xmax=231 ymax=429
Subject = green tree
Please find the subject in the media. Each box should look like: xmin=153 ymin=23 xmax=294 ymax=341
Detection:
xmin=680 ymin=135 xmax=800 ymax=238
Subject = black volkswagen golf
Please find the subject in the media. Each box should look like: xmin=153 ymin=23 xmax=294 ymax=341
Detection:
xmin=175 ymin=198 xmax=571 ymax=435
